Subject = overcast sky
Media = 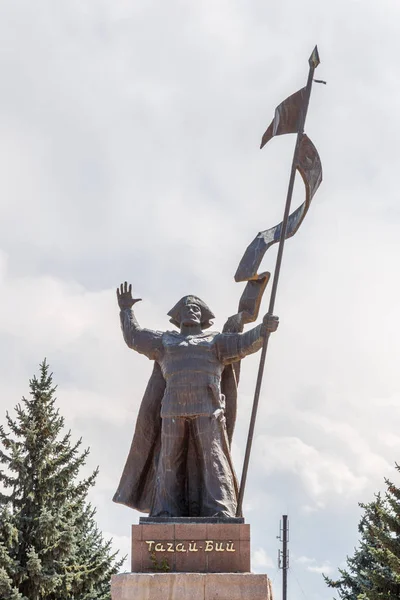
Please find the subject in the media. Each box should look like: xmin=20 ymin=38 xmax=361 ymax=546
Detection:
xmin=1 ymin=1 xmax=400 ymax=598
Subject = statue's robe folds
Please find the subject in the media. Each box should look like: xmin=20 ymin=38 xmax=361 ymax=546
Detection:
xmin=113 ymin=361 xmax=241 ymax=514
xmin=113 ymin=310 xmax=264 ymax=516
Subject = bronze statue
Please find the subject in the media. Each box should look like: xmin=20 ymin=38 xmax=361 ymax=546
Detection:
xmin=113 ymin=282 xmax=278 ymax=518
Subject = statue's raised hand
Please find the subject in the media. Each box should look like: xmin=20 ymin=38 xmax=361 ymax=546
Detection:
xmin=117 ymin=282 xmax=142 ymax=310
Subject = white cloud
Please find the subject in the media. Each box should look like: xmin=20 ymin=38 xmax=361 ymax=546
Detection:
xmin=296 ymin=556 xmax=315 ymax=565
xmin=254 ymin=434 xmax=371 ymax=505
xmin=296 ymin=556 xmax=334 ymax=575
xmin=252 ymin=547 xmax=275 ymax=571
xmin=307 ymin=563 xmax=333 ymax=575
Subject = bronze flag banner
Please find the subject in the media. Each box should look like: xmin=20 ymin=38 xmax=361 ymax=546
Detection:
xmin=260 ymin=87 xmax=307 ymax=149
xmin=235 ymin=46 xmax=322 ymax=520
xmin=235 ymin=133 xmax=322 ymax=283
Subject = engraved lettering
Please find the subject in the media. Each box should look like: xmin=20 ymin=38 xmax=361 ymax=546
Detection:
xmin=155 ymin=543 xmax=165 ymax=552
xmin=145 ymin=541 xmax=155 ymax=552
xmin=144 ymin=539 xmax=237 ymax=553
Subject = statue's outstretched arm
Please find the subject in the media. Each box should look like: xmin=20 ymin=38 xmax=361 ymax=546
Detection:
xmin=117 ymin=282 xmax=162 ymax=360
xmin=216 ymin=315 xmax=279 ymax=364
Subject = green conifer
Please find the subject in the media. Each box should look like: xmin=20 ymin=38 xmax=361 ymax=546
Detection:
xmin=0 ymin=360 xmax=123 ymax=600
xmin=326 ymin=469 xmax=400 ymax=600
xmin=324 ymin=497 xmax=384 ymax=599
xmin=360 ymin=469 xmax=400 ymax=599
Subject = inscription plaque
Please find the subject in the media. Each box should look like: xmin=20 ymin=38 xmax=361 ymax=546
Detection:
xmin=145 ymin=540 xmax=237 ymax=553
xmin=131 ymin=522 xmax=250 ymax=573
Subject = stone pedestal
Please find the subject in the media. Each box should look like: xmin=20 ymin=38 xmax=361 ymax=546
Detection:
xmin=111 ymin=573 xmax=273 ymax=600
xmin=111 ymin=520 xmax=274 ymax=600
xmin=132 ymin=519 xmax=249 ymax=573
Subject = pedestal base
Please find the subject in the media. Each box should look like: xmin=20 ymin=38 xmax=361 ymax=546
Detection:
xmin=111 ymin=572 xmax=273 ymax=600
xmin=132 ymin=521 xmax=250 ymax=572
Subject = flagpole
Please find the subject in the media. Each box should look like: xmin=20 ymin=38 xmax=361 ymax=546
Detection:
xmin=236 ymin=46 xmax=320 ymax=517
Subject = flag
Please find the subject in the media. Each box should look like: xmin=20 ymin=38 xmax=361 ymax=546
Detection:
xmin=260 ymin=87 xmax=307 ymax=149
xmin=223 ymin=276 xmax=270 ymax=333
xmin=235 ymin=134 xmax=322 ymax=282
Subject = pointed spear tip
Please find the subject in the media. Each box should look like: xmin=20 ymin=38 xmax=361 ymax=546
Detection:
xmin=309 ymin=45 xmax=320 ymax=69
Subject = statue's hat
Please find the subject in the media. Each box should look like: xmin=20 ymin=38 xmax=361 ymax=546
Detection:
xmin=167 ymin=295 xmax=215 ymax=330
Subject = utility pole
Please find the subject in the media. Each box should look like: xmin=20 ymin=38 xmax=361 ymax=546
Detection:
xmin=278 ymin=515 xmax=289 ymax=600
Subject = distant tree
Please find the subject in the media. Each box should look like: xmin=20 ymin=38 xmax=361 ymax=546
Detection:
xmin=326 ymin=468 xmax=400 ymax=600
xmin=0 ymin=360 xmax=123 ymax=600
xmin=324 ymin=496 xmax=385 ymax=599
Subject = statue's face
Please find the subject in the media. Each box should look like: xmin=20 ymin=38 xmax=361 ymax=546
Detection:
xmin=180 ymin=303 xmax=202 ymax=327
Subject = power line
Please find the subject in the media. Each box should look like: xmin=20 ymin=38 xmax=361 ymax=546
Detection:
xmin=290 ymin=565 xmax=309 ymax=600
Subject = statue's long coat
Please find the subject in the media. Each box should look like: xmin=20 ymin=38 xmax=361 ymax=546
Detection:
xmin=112 ymin=361 xmax=239 ymax=514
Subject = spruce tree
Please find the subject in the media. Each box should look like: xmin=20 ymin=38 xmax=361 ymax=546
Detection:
xmin=360 ymin=469 xmax=400 ymax=599
xmin=0 ymin=360 xmax=123 ymax=600
xmin=0 ymin=507 xmax=22 ymax=600
xmin=326 ymin=469 xmax=400 ymax=600
xmin=324 ymin=496 xmax=385 ymax=599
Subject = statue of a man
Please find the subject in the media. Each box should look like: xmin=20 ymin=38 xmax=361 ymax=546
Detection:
xmin=113 ymin=282 xmax=278 ymax=518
